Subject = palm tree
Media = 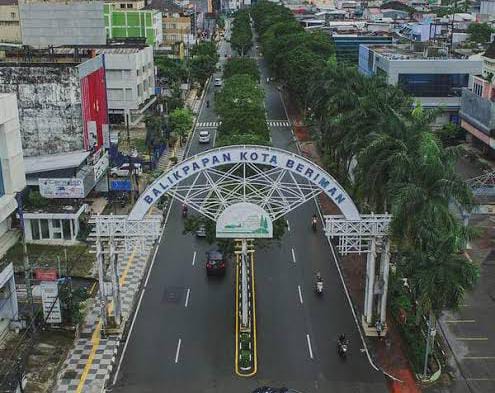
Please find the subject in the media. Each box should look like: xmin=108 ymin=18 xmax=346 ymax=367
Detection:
xmin=400 ymin=236 xmax=479 ymax=377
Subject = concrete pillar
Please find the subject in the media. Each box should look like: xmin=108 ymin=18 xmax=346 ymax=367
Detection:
xmin=110 ymin=239 xmax=121 ymax=326
xmin=9 ymin=275 xmax=19 ymax=321
xmin=379 ymin=239 xmax=390 ymax=324
xmin=365 ymin=238 xmax=377 ymax=325
xmin=96 ymin=238 xmax=107 ymax=327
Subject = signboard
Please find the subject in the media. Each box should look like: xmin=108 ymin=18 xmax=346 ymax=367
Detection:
xmin=216 ymin=202 xmax=273 ymax=239
xmin=40 ymin=281 xmax=62 ymax=324
xmin=39 ymin=178 xmax=85 ymax=199
xmin=34 ymin=268 xmax=58 ymax=281
xmin=130 ymin=145 xmax=360 ymax=221
xmin=94 ymin=152 xmax=109 ymax=181
xmin=111 ymin=179 xmax=132 ymax=191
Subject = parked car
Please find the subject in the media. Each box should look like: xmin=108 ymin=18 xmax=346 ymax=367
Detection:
xmin=110 ymin=163 xmax=142 ymax=178
xmin=198 ymin=130 xmax=211 ymax=144
xmin=214 ymin=78 xmax=222 ymax=87
xmin=206 ymin=250 xmax=226 ymax=276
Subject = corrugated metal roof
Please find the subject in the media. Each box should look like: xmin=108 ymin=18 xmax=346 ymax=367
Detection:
xmin=24 ymin=151 xmax=90 ymax=174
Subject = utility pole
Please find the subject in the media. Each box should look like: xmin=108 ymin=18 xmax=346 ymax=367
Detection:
xmin=126 ymin=110 xmax=136 ymax=205
xmin=15 ymin=192 xmax=36 ymax=332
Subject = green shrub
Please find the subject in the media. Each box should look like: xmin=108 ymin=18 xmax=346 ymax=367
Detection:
xmin=239 ymin=349 xmax=251 ymax=369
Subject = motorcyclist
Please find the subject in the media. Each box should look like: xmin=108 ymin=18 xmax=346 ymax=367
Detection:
xmin=206 ymin=100 xmax=210 ymax=108
xmin=182 ymin=204 xmax=188 ymax=216
xmin=316 ymin=272 xmax=323 ymax=283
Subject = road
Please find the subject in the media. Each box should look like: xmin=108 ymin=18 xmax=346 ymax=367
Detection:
xmin=112 ymin=21 xmax=387 ymax=393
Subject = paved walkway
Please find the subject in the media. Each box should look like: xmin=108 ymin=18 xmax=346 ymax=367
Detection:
xmin=53 ymin=240 xmax=154 ymax=393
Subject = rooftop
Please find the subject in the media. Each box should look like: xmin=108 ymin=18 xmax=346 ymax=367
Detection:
xmin=367 ymin=44 xmax=451 ymax=60
xmin=0 ymin=0 xmax=17 ymax=5
xmin=24 ymin=151 xmax=90 ymax=174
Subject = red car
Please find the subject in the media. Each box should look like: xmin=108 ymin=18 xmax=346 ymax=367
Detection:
xmin=206 ymin=251 xmax=226 ymax=276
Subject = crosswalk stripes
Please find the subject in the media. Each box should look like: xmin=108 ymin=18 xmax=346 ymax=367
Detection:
xmin=197 ymin=121 xmax=220 ymax=128
xmin=196 ymin=120 xmax=291 ymax=128
xmin=267 ymin=120 xmax=291 ymax=127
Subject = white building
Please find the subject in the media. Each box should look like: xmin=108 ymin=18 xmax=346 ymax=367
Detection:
xmin=19 ymin=1 xmax=106 ymax=49
xmin=100 ymin=46 xmax=156 ymax=124
xmin=0 ymin=94 xmax=26 ymax=258
xmin=359 ymin=44 xmax=482 ymax=124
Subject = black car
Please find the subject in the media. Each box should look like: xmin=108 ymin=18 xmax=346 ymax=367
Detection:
xmin=252 ymin=387 xmax=291 ymax=393
xmin=206 ymin=250 xmax=226 ymax=275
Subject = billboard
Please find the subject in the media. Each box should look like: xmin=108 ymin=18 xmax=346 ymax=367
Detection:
xmin=216 ymin=202 xmax=273 ymax=239
xmin=79 ymin=55 xmax=109 ymax=151
xmin=39 ymin=178 xmax=85 ymax=198
xmin=40 ymin=281 xmax=62 ymax=324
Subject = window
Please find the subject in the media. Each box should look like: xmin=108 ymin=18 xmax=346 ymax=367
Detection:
xmin=31 ymin=219 xmax=40 ymax=240
xmin=52 ymin=219 xmax=62 ymax=239
xmin=63 ymin=220 xmax=72 ymax=240
xmin=474 ymin=82 xmax=483 ymax=97
xmin=108 ymin=89 xmax=124 ymax=101
xmin=120 ymin=3 xmax=126 ymax=8
xmin=40 ymin=219 xmax=49 ymax=239
xmin=11 ymin=12 xmax=15 ymax=19
xmin=125 ymin=88 xmax=133 ymax=100
xmin=127 ymin=3 xmax=133 ymax=8
xmin=398 ymin=73 xmax=469 ymax=97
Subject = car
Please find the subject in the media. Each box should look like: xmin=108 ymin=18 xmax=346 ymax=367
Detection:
xmin=214 ymin=78 xmax=222 ymax=87
xmin=110 ymin=163 xmax=142 ymax=178
xmin=198 ymin=130 xmax=211 ymax=143
xmin=252 ymin=388 xmax=291 ymax=393
xmin=206 ymin=250 xmax=226 ymax=275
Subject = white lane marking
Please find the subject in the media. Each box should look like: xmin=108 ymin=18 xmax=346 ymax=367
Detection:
xmin=291 ymin=248 xmax=296 ymax=263
xmin=113 ymin=199 xmax=172 ymax=385
xmin=212 ymin=126 xmax=218 ymax=147
xmin=175 ymin=338 xmax=182 ymax=363
xmin=444 ymin=320 xmax=476 ymax=323
xmin=306 ymin=334 xmax=314 ymax=359
xmin=192 ymin=251 xmax=197 ymax=266
xmin=457 ymin=337 xmax=489 ymax=341
xmin=298 ymin=285 xmax=303 ymax=304
xmin=464 ymin=356 xmax=495 ymax=360
xmin=185 ymin=288 xmax=190 ymax=308
xmin=286 ymin=219 xmax=290 ymax=232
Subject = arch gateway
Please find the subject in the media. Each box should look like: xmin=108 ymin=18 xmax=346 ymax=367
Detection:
xmin=94 ymin=145 xmax=391 ymax=336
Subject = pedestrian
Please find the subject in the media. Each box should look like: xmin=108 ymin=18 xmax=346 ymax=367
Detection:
xmin=375 ymin=320 xmax=383 ymax=340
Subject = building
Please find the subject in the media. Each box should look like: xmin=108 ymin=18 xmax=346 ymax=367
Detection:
xmin=19 ymin=1 xmax=106 ymax=48
xmin=359 ymin=44 xmax=482 ymax=124
xmin=0 ymin=262 xmax=19 ymax=342
xmin=332 ymin=33 xmax=393 ymax=64
xmin=479 ymin=0 xmax=495 ymax=21
xmin=0 ymin=94 xmax=25 ymax=257
xmin=0 ymin=0 xmax=21 ymax=43
xmin=98 ymin=45 xmax=156 ymax=124
xmin=0 ymin=52 xmax=110 ymax=200
xmin=104 ymin=3 xmax=162 ymax=48
xmin=459 ymin=43 xmax=495 ymax=157
xmin=146 ymin=0 xmax=195 ymax=49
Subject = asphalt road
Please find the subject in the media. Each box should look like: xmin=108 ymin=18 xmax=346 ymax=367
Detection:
xmin=113 ymin=21 xmax=387 ymax=393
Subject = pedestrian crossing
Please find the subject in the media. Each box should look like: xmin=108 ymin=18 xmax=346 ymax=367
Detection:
xmin=196 ymin=120 xmax=292 ymax=128
xmin=267 ymin=120 xmax=291 ymax=127
xmin=197 ymin=121 xmax=220 ymax=128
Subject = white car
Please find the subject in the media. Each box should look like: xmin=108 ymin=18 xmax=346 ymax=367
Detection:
xmin=214 ymin=78 xmax=222 ymax=87
xmin=198 ymin=130 xmax=211 ymax=144
xmin=110 ymin=163 xmax=142 ymax=177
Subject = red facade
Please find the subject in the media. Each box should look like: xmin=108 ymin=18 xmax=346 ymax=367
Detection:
xmin=79 ymin=55 xmax=109 ymax=151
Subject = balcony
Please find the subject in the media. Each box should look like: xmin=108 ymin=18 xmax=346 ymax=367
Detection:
xmin=459 ymin=88 xmax=495 ymax=136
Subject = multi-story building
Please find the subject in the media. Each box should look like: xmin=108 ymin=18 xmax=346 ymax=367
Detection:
xmin=104 ymin=2 xmax=162 ymax=48
xmin=0 ymin=0 xmax=21 ymax=43
xmin=0 ymin=52 xmax=110 ymax=200
xmin=359 ymin=43 xmax=482 ymax=124
xmin=332 ymin=33 xmax=393 ymax=64
xmin=146 ymin=0 xmax=194 ymax=49
xmin=459 ymin=43 xmax=495 ymax=158
xmin=0 ymin=94 xmax=25 ymax=255
xmin=19 ymin=1 xmax=106 ymax=48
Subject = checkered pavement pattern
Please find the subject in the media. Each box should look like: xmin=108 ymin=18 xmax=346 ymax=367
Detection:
xmin=53 ymin=241 xmax=155 ymax=393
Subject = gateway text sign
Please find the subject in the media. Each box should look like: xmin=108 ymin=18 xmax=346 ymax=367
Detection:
xmin=129 ymin=145 xmax=360 ymax=221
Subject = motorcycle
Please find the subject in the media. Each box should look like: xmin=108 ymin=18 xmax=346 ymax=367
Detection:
xmin=311 ymin=216 xmax=317 ymax=232
xmin=206 ymin=100 xmax=210 ymax=108
xmin=315 ymin=273 xmax=323 ymax=295
xmin=182 ymin=204 xmax=188 ymax=218
xmin=337 ymin=336 xmax=348 ymax=359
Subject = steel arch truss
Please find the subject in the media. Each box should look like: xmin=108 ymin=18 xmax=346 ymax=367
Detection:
xmin=324 ymin=214 xmax=392 ymax=254
xmin=467 ymin=170 xmax=495 ymax=196
xmin=168 ymin=162 xmax=323 ymax=221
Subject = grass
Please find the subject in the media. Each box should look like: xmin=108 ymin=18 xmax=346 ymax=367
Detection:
xmin=2 ymin=243 xmax=95 ymax=278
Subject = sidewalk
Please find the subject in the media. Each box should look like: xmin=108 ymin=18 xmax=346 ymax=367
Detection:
xmin=282 ymin=91 xmax=421 ymax=393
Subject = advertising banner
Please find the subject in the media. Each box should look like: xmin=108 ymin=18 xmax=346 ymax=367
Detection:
xmin=39 ymin=178 xmax=85 ymax=199
xmin=34 ymin=268 xmax=58 ymax=281
xmin=216 ymin=202 xmax=273 ymax=239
